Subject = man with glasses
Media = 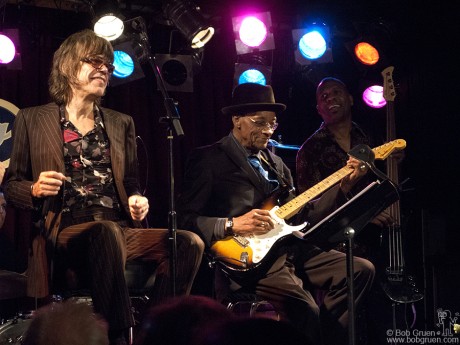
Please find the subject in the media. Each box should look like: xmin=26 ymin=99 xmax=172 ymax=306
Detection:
xmin=177 ymin=82 xmax=375 ymax=345
xmin=4 ymin=29 xmax=204 ymax=345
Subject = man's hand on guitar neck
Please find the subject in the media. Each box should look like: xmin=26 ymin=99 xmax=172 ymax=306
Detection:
xmin=339 ymin=157 xmax=369 ymax=195
xmin=231 ymin=209 xmax=275 ymax=236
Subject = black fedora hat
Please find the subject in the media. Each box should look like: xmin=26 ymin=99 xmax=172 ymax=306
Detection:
xmin=221 ymin=83 xmax=286 ymax=115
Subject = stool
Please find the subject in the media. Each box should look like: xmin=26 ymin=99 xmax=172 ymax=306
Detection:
xmin=54 ymin=260 xmax=158 ymax=345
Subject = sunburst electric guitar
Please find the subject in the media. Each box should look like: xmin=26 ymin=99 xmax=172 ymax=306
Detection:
xmin=210 ymin=139 xmax=406 ymax=281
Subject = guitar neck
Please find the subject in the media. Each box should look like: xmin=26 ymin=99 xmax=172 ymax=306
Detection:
xmin=274 ymin=166 xmax=352 ymax=219
xmin=386 ymin=100 xmax=401 ymax=225
xmin=273 ymin=139 xmax=405 ymax=221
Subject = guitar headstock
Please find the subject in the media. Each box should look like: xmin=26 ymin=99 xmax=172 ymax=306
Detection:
xmin=382 ymin=66 xmax=396 ymax=102
xmin=373 ymin=139 xmax=406 ymax=160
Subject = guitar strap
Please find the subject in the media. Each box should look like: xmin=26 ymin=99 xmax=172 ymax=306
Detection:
xmin=260 ymin=151 xmax=295 ymax=192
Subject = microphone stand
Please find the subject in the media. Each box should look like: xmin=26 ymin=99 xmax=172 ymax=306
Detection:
xmin=344 ymin=226 xmax=356 ymax=345
xmin=135 ymin=18 xmax=183 ymax=297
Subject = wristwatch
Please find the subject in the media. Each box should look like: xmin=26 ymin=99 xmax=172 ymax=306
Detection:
xmin=225 ymin=217 xmax=234 ymax=236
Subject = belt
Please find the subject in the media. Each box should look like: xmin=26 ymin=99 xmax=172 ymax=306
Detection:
xmin=60 ymin=206 xmax=124 ymax=229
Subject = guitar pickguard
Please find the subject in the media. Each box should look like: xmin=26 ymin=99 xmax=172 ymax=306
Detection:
xmin=210 ymin=209 xmax=308 ymax=268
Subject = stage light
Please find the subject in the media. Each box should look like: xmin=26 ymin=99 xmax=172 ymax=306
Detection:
xmin=0 ymin=29 xmax=22 ymax=70
xmin=345 ymin=36 xmax=389 ymax=71
xmin=110 ymin=39 xmax=145 ymax=87
xmin=91 ymin=0 xmax=124 ymax=41
xmin=107 ymin=17 xmax=146 ymax=87
xmin=233 ymin=63 xmax=271 ymax=87
xmin=362 ymin=84 xmax=386 ymax=108
xmin=292 ymin=23 xmax=333 ymax=66
xmin=154 ymin=54 xmax=194 ymax=92
xmin=344 ymin=21 xmax=395 ymax=70
xmin=113 ymin=50 xmax=134 ymax=78
xmin=163 ymin=0 xmax=215 ymax=49
xmin=354 ymin=42 xmax=379 ymax=65
xmin=0 ymin=34 xmax=15 ymax=64
xmin=232 ymin=11 xmax=275 ymax=55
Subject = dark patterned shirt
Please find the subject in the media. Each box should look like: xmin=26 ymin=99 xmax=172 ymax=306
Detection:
xmin=296 ymin=121 xmax=372 ymax=194
xmin=61 ymin=107 xmax=120 ymax=213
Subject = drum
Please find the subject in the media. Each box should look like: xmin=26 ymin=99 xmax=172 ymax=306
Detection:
xmin=0 ymin=313 xmax=33 ymax=345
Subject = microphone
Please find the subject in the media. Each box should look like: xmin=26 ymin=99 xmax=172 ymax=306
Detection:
xmin=268 ymin=139 xmax=300 ymax=151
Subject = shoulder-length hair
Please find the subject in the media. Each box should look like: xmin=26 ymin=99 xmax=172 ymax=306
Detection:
xmin=48 ymin=29 xmax=114 ymax=105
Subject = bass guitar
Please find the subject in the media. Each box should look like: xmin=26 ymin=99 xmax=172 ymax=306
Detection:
xmin=381 ymin=66 xmax=423 ymax=304
xmin=210 ymin=139 xmax=406 ymax=282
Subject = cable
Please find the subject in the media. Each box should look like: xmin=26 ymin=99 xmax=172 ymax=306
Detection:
xmin=135 ymin=135 xmax=149 ymax=197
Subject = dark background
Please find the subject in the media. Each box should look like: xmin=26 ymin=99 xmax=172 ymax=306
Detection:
xmin=1 ymin=0 xmax=458 ymax=331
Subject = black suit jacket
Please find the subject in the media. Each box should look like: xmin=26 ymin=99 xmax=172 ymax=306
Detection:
xmin=177 ymin=133 xmax=344 ymax=247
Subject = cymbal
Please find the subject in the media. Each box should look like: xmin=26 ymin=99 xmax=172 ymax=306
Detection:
xmin=268 ymin=139 xmax=300 ymax=151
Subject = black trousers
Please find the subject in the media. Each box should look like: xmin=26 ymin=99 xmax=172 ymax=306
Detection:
xmin=215 ymin=246 xmax=375 ymax=345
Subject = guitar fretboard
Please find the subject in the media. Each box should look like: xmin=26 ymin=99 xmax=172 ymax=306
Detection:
xmin=275 ymin=166 xmax=353 ymax=219
xmin=274 ymin=139 xmax=406 ymax=221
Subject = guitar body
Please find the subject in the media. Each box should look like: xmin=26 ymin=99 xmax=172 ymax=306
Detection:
xmin=380 ymin=224 xmax=424 ymax=304
xmin=210 ymin=209 xmax=308 ymax=283
xmin=381 ymin=273 xmax=424 ymax=304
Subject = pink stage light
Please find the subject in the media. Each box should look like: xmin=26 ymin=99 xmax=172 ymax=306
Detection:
xmin=0 ymin=34 xmax=16 ymax=64
xmin=239 ymin=16 xmax=268 ymax=48
xmin=362 ymin=85 xmax=386 ymax=108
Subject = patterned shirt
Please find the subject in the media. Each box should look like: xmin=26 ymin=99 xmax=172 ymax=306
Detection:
xmin=296 ymin=121 xmax=372 ymax=194
xmin=61 ymin=107 xmax=120 ymax=213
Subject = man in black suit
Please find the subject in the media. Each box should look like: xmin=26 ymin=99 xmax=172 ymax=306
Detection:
xmin=177 ymin=82 xmax=375 ymax=345
xmin=4 ymin=29 xmax=204 ymax=345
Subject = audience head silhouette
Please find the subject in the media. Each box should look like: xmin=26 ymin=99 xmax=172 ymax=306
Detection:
xmin=134 ymin=295 xmax=236 ymax=345
xmin=22 ymin=299 xmax=109 ymax=345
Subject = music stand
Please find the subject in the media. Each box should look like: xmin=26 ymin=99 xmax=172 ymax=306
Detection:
xmin=294 ymin=179 xmax=400 ymax=345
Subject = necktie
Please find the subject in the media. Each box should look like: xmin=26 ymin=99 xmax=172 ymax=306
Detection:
xmin=248 ymin=155 xmax=279 ymax=189
xmin=248 ymin=155 xmax=269 ymax=180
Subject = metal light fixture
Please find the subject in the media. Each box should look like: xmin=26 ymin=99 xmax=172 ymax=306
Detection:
xmin=292 ymin=22 xmax=333 ymax=66
xmin=344 ymin=20 xmax=394 ymax=71
xmin=110 ymin=39 xmax=145 ymax=87
xmin=154 ymin=54 xmax=194 ymax=92
xmin=91 ymin=0 xmax=124 ymax=41
xmin=232 ymin=11 xmax=275 ymax=55
xmin=163 ymin=0 xmax=215 ymax=49
xmin=109 ymin=17 xmax=147 ymax=86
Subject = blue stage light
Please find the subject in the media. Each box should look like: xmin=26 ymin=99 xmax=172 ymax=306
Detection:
xmin=113 ymin=50 xmax=134 ymax=78
xmin=238 ymin=68 xmax=266 ymax=86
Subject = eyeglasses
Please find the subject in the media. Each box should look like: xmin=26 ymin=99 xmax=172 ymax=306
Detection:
xmin=81 ymin=57 xmax=115 ymax=74
xmin=248 ymin=117 xmax=279 ymax=131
